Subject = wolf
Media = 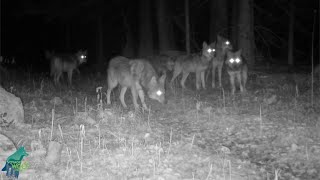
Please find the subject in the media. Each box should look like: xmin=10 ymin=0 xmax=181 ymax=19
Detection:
xmin=145 ymin=54 xmax=175 ymax=75
xmin=45 ymin=50 xmax=87 ymax=86
xmin=211 ymin=35 xmax=233 ymax=88
xmin=106 ymin=56 xmax=166 ymax=110
xmin=170 ymin=42 xmax=215 ymax=90
xmin=225 ymin=49 xmax=248 ymax=95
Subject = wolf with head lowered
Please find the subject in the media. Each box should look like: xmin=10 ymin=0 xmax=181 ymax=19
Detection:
xmin=45 ymin=50 xmax=87 ymax=86
xmin=170 ymin=42 xmax=216 ymax=90
xmin=106 ymin=56 xmax=166 ymax=110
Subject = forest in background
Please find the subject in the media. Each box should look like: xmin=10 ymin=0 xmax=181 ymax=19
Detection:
xmin=1 ymin=0 xmax=319 ymax=71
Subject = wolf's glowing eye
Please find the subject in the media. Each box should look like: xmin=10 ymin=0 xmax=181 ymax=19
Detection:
xmin=229 ymin=58 xmax=234 ymax=63
xmin=156 ymin=90 xmax=162 ymax=96
xmin=225 ymin=41 xmax=230 ymax=45
xmin=235 ymin=58 xmax=240 ymax=63
xmin=207 ymin=48 xmax=215 ymax=53
xmin=81 ymin=55 xmax=86 ymax=59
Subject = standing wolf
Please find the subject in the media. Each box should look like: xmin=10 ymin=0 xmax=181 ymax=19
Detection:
xmin=45 ymin=50 xmax=87 ymax=86
xmin=106 ymin=56 xmax=166 ymax=110
xmin=145 ymin=54 xmax=175 ymax=75
xmin=225 ymin=49 xmax=248 ymax=95
xmin=211 ymin=35 xmax=233 ymax=88
xmin=170 ymin=42 xmax=215 ymax=90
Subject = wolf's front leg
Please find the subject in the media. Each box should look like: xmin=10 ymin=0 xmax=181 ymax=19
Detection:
xmin=217 ymin=63 xmax=223 ymax=88
xmin=67 ymin=70 xmax=73 ymax=86
xmin=195 ymin=72 xmax=201 ymax=90
xmin=212 ymin=64 xmax=217 ymax=88
xmin=119 ymin=87 xmax=128 ymax=108
xmin=135 ymin=82 xmax=148 ymax=110
xmin=242 ymin=66 xmax=248 ymax=92
xmin=200 ymin=71 xmax=206 ymax=89
xmin=236 ymin=72 xmax=244 ymax=93
xmin=229 ymin=73 xmax=236 ymax=95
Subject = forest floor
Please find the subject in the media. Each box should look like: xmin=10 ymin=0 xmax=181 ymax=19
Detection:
xmin=1 ymin=66 xmax=320 ymax=180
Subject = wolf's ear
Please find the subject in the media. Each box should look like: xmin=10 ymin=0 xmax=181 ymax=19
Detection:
xmin=159 ymin=73 xmax=166 ymax=84
xmin=150 ymin=76 xmax=157 ymax=86
xmin=236 ymin=49 xmax=242 ymax=56
xmin=210 ymin=42 xmax=216 ymax=48
xmin=202 ymin=42 xmax=208 ymax=48
xmin=217 ymin=35 xmax=222 ymax=42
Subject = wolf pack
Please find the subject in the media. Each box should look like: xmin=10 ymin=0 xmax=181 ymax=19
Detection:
xmin=45 ymin=35 xmax=248 ymax=110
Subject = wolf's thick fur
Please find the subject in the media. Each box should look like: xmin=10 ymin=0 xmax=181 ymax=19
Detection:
xmin=45 ymin=50 xmax=87 ymax=85
xmin=106 ymin=56 xmax=166 ymax=110
xmin=170 ymin=42 xmax=215 ymax=90
xmin=145 ymin=54 xmax=175 ymax=75
xmin=225 ymin=49 xmax=248 ymax=95
xmin=211 ymin=35 xmax=233 ymax=88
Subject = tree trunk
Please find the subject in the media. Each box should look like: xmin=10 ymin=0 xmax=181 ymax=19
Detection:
xmin=0 ymin=0 xmax=1 ymax=57
xmin=121 ymin=11 xmax=135 ymax=58
xmin=185 ymin=0 xmax=190 ymax=54
xmin=138 ymin=0 xmax=153 ymax=57
xmin=238 ymin=0 xmax=255 ymax=67
xmin=288 ymin=0 xmax=295 ymax=66
xmin=65 ymin=23 xmax=71 ymax=50
xmin=231 ymin=0 xmax=239 ymax=48
xmin=96 ymin=15 xmax=104 ymax=67
xmin=156 ymin=0 xmax=174 ymax=53
xmin=210 ymin=0 xmax=228 ymax=42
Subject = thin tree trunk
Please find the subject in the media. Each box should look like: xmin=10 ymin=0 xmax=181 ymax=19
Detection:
xmin=156 ymin=0 xmax=174 ymax=53
xmin=232 ymin=0 xmax=239 ymax=48
xmin=210 ymin=0 xmax=228 ymax=42
xmin=65 ymin=23 xmax=71 ymax=50
xmin=96 ymin=15 xmax=104 ymax=66
xmin=288 ymin=0 xmax=295 ymax=66
xmin=0 ymin=0 xmax=1 ymax=57
xmin=209 ymin=0 xmax=216 ymax=42
xmin=121 ymin=12 xmax=135 ymax=58
xmin=138 ymin=0 xmax=153 ymax=57
xmin=238 ymin=0 xmax=255 ymax=66
xmin=185 ymin=0 xmax=190 ymax=54
xmin=173 ymin=17 xmax=200 ymax=50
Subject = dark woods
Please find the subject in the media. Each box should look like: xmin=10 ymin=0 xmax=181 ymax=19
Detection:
xmin=1 ymin=0 xmax=319 ymax=72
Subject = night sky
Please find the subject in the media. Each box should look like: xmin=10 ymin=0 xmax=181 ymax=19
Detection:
xmin=2 ymin=0 xmax=319 ymax=72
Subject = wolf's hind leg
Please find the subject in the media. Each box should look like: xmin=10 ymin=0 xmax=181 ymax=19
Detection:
xmin=181 ymin=71 xmax=190 ymax=89
xmin=107 ymin=76 xmax=118 ymax=105
xmin=170 ymin=62 xmax=182 ymax=84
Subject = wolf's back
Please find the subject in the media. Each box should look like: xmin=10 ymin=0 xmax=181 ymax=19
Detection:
xmin=129 ymin=59 xmax=158 ymax=87
xmin=108 ymin=56 xmax=132 ymax=86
